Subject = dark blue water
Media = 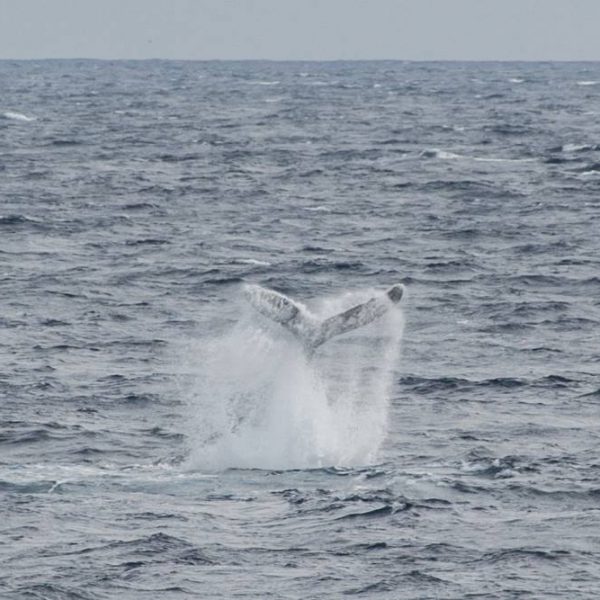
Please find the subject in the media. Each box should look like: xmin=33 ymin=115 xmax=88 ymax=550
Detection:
xmin=2 ymin=60 xmax=600 ymax=598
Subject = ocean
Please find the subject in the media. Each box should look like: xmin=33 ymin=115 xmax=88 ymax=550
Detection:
xmin=1 ymin=60 xmax=600 ymax=598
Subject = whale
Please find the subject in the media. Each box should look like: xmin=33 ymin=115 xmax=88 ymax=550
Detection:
xmin=244 ymin=283 xmax=404 ymax=351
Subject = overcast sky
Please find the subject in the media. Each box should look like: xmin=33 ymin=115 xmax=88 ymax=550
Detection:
xmin=1 ymin=0 xmax=600 ymax=61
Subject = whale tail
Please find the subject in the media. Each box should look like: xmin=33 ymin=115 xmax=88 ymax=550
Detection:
xmin=243 ymin=283 xmax=404 ymax=351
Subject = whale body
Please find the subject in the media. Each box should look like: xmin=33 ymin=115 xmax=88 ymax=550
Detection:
xmin=244 ymin=283 xmax=404 ymax=351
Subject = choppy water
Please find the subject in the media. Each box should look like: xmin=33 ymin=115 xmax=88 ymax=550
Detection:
xmin=2 ymin=60 xmax=600 ymax=598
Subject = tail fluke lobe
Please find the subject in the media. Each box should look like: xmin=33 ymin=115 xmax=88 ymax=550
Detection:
xmin=314 ymin=284 xmax=403 ymax=347
xmin=244 ymin=284 xmax=404 ymax=350
xmin=243 ymin=284 xmax=318 ymax=343
xmin=243 ymin=284 xmax=302 ymax=325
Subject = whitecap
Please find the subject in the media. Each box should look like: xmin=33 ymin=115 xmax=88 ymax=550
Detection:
xmin=235 ymin=258 xmax=271 ymax=266
xmin=420 ymin=148 xmax=462 ymax=160
xmin=248 ymin=80 xmax=280 ymax=86
xmin=303 ymin=205 xmax=331 ymax=212
xmin=421 ymin=148 xmax=534 ymax=163
xmin=473 ymin=156 xmax=536 ymax=163
xmin=577 ymin=80 xmax=599 ymax=86
xmin=562 ymin=143 xmax=593 ymax=153
xmin=508 ymin=78 xmax=524 ymax=84
xmin=2 ymin=111 xmax=36 ymax=122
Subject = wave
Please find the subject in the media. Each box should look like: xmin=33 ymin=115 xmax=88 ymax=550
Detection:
xmin=0 ymin=214 xmax=43 ymax=228
xmin=399 ymin=374 xmax=575 ymax=395
xmin=125 ymin=238 xmax=170 ymax=246
xmin=478 ymin=548 xmax=571 ymax=564
xmin=460 ymin=451 xmax=538 ymax=479
xmin=47 ymin=139 xmax=82 ymax=147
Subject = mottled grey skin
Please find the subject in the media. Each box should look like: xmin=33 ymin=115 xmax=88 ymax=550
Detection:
xmin=244 ymin=284 xmax=404 ymax=350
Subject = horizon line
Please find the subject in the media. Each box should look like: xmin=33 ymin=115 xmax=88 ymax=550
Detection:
xmin=1 ymin=57 xmax=600 ymax=63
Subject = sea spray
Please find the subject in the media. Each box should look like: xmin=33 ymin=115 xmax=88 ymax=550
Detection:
xmin=184 ymin=288 xmax=404 ymax=470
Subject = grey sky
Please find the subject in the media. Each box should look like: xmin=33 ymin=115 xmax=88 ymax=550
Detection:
xmin=1 ymin=0 xmax=600 ymax=61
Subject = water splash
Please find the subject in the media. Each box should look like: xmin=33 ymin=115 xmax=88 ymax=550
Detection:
xmin=184 ymin=288 xmax=404 ymax=471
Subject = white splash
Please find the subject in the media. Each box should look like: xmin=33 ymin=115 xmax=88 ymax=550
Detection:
xmin=183 ymin=288 xmax=404 ymax=471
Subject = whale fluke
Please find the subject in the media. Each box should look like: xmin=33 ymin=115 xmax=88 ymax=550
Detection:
xmin=244 ymin=284 xmax=404 ymax=350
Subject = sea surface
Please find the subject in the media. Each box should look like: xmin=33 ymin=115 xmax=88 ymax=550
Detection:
xmin=2 ymin=60 xmax=600 ymax=599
